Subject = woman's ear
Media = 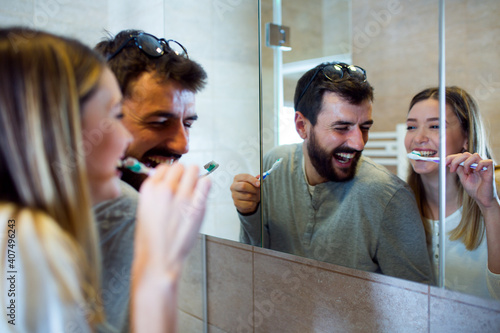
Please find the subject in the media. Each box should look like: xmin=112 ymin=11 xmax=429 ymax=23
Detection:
xmin=295 ymin=111 xmax=309 ymax=139
xmin=462 ymin=137 xmax=469 ymax=152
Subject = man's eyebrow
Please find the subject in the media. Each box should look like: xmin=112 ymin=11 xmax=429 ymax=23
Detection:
xmin=186 ymin=114 xmax=198 ymax=121
xmin=331 ymin=120 xmax=374 ymax=126
xmin=331 ymin=121 xmax=354 ymax=126
xmin=142 ymin=111 xmax=198 ymax=121
xmin=143 ymin=111 xmax=176 ymax=119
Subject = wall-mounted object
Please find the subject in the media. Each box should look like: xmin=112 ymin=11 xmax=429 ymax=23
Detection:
xmin=266 ymin=22 xmax=291 ymax=51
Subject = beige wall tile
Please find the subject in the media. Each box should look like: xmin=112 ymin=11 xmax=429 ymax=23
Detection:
xmin=178 ymin=310 xmax=204 ymax=333
xmin=430 ymin=295 xmax=500 ymax=332
xmin=206 ymin=238 xmax=254 ymax=331
xmin=252 ymin=250 xmax=428 ymax=332
xmin=179 ymin=236 xmax=204 ymax=317
xmin=206 ymin=239 xmax=500 ymax=331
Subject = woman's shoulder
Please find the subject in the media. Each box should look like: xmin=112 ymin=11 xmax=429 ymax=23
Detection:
xmin=0 ymin=202 xmax=84 ymax=296
xmin=0 ymin=202 xmax=89 ymax=330
xmin=0 ymin=201 xmax=80 ymax=268
xmin=0 ymin=202 xmax=67 ymax=243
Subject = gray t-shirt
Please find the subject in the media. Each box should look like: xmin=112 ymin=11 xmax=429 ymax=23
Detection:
xmin=239 ymin=143 xmax=433 ymax=284
xmin=94 ymin=180 xmax=138 ymax=333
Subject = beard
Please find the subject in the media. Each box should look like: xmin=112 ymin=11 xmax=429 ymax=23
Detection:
xmin=307 ymin=129 xmax=361 ymax=182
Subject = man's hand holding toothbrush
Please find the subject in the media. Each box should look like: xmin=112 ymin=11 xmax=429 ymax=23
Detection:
xmin=230 ymin=174 xmax=261 ymax=215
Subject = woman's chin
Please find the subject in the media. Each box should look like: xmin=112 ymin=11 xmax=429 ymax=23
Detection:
xmin=412 ymin=163 xmax=438 ymax=176
xmin=90 ymin=177 xmax=122 ymax=206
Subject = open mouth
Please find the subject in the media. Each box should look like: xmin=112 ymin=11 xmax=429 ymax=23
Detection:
xmin=334 ymin=152 xmax=355 ymax=164
xmin=146 ymin=156 xmax=176 ymax=168
xmin=412 ymin=150 xmax=438 ymax=157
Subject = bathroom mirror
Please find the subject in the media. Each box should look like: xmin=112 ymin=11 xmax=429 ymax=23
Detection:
xmin=0 ymin=1 xmax=260 ymax=331
xmin=0 ymin=0 xmax=259 ymax=237
xmin=260 ymin=0 xmax=441 ymax=279
xmin=2 ymin=0 xmax=498 ymax=303
xmin=259 ymin=0 xmax=500 ymax=301
xmin=438 ymin=0 xmax=500 ymax=299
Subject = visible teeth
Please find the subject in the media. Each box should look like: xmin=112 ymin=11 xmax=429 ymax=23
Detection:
xmin=412 ymin=150 xmax=435 ymax=157
xmin=149 ymin=157 xmax=174 ymax=165
xmin=336 ymin=153 xmax=355 ymax=159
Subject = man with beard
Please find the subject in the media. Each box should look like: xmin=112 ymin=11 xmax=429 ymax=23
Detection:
xmin=92 ymin=30 xmax=207 ymax=333
xmin=95 ymin=30 xmax=207 ymax=191
xmin=230 ymin=62 xmax=433 ymax=284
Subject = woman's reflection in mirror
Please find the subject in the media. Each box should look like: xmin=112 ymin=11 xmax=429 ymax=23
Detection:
xmin=405 ymin=86 xmax=500 ymax=299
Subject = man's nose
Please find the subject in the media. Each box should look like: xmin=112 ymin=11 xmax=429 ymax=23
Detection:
xmin=166 ymin=122 xmax=189 ymax=155
xmin=348 ymin=127 xmax=366 ymax=151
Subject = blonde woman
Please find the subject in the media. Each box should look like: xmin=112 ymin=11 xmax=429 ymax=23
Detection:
xmin=0 ymin=27 xmax=210 ymax=332
xmin=405 ymin=86 xmax=500 ymax=299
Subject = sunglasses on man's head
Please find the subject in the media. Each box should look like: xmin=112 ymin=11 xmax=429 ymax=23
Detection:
xmin=107 ymin=33 xmax=189 ymax=61
xmin=296 ymin=62 xmax=367 ymax=107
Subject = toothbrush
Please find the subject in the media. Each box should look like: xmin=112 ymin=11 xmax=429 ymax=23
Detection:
xmin=407 ymin=151 xmax=487 ymax=171
xmin=202 ymin=160 xmax=219 ymax=176
xmin=118 ymin=157 xmax=155 ymax=176
xmin=118 ymin=157 xmax=220 ymax=177
xmin=262 ymin=158 xmax=283 ymax=180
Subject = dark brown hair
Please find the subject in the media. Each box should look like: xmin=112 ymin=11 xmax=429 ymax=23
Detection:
xmin=95 ymin=29 xmax=207 ymax=97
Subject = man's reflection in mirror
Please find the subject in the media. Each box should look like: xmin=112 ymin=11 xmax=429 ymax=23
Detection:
xmin=231 ymin=62 xmax=433 ymax=284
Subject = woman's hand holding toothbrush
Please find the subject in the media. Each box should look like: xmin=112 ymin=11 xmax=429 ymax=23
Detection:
xmin=446 ymin=152 xmax=498 ymax=209
xmin=132 ymin=163 xmax=211 ymax=333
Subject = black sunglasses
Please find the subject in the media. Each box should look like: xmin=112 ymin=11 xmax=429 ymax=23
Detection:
xmin=296 ymin=62 xmax=367 ymax=107
xmin=107 ymin=33 xmax=189 ymax=61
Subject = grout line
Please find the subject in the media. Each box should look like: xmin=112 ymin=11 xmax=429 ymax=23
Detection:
xmin=427 ymin=292 xmax=500 ymax=313
xmin=252 ymin=249 xmax=256 ymax=333
xmin=202 ymin=235 xmax=208 ymax=333
xmin=428 ymin=285 xmax=431 ymax=333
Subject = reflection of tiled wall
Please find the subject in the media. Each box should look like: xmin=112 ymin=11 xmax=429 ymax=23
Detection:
xmin=166 ymin=0 xmax=261 ymax=242
xmin=353 ymin=0 xmax=500 ymax=159
xmin=178 ymin=237 xmax=500 ymax=332
xmin=0 ymin=0 xmax=107 ymax=47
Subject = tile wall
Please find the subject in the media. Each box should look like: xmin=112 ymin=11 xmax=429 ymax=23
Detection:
xmin=178 ymin=236 xmax=500 ymax=332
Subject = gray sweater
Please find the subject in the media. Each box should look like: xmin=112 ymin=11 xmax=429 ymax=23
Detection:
xmin=239 ymin=143 xmax=433 ymax=284
xmin=94 ymin=180 xmax=137 ymax=333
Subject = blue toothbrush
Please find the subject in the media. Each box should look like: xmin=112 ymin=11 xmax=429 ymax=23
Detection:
xmin=407 ymin=151 xmax=487 ymax=171
xmin=263 ymin=158 xmax=283 ymax=180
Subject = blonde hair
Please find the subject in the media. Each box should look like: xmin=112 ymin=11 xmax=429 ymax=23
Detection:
xmin=406 ymin=86 xmax=494 ymax=250
xmin=0 ymin=28 xmax=105 ymax=325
